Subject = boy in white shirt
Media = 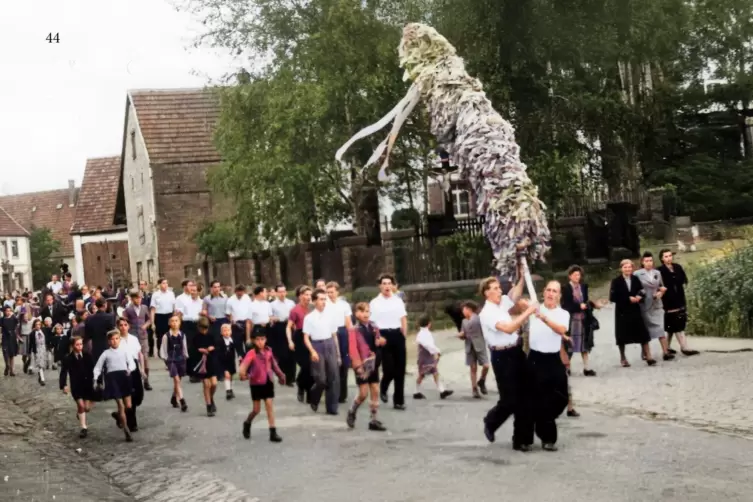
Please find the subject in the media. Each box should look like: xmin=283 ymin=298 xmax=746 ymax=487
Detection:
xmin=413 ymin=315 xmax=453 ymax=400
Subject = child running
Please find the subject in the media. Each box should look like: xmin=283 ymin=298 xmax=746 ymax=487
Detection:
xmin=93 ymin=329 xmax=136 ymax=442
xmin=458 ymin=301 xmax=490 ymax=398
xmin=239 ymin=330 xmax=285 ymax=442
xmin=29 ymin=319 xmax=47 ymax=386
xmin=59 ymin=336 xmax=96 ymax=438
xmin=414 ymin=315 xmax=453 ymax=400
xmin=19 ymin=312 xmax=33 ymax=374
xmin=217 ymin=323 xmax=237 ymax=400
xmin=194 ymin=316 xmax=219 ymax=417
xmin=43 ymin=317 xmax=54 ymax=370
xmin=346 ymin=302 xmax=387 ymax=431
xmin=52 ymin=323 xmax=69 ymax=370
xmin=159 ymin=315 xmax=189 ymax=412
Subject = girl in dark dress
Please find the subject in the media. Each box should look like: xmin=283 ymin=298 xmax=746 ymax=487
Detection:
xmin=52 ymin=323 xmax=69 ymax=368
xmin=1 ymin=306 xmax=19 ymax=376
xmin=609 ymin=259 xmax=655 ymax=367
xmin=194 ymin=316 xmax=219 ymax=417
xmin=217 ymin=323 xmax=237 ymax=400
xmin=59 ymin=336 xmax=96 ymax=438
xmin=159 ymin=315 xmax=189 ymax=412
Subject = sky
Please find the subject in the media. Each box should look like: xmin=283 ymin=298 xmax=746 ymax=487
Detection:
xmin=0 ymin=0 xmax=236 ymax=196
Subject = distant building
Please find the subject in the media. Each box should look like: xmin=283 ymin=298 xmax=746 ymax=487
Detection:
xmin=0 ymin=207 xmax=32 ymax=291
xmin=0 ymin=183 xmax=79 ymax=285
xmin=119 ymin=88 xmax=222 ymax=286
xmin=70 ymin=156 xmax=130 ymax=288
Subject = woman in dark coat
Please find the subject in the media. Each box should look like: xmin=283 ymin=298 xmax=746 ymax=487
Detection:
xmin=1 ymin=306 xmax=19 ymax=376
xmin=561 ymin=265 xmax=603 ymax=376
xmin=609 ymin=259 xmax=655 ymax=367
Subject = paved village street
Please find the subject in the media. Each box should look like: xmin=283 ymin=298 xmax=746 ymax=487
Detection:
xmin=2 ymin=306 xmax=753 ymax=502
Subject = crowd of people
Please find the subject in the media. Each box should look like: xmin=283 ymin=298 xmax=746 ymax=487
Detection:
xmin=0 ymin=248 xmax=698 ymax=452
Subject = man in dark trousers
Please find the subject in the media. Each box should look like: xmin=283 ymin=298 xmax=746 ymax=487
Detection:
xmin=84 ymin=298 xmax=116 ymax=364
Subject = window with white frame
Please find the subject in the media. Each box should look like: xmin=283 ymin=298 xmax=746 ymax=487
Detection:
xmin=10 ymin=240 xmax=18 ymax=259
xmin=451 ymin=184 xmax=470 ymax=217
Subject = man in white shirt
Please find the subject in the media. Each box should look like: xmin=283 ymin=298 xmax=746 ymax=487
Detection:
xmin=47 ymin=275 xmax=63 ymax=295
xmin=270 ymin=284 xmax=296 ymax=385
xmin=226 ymin=284 xmax=252 ymax=358
xmin=326 ymin=281 xmax=353 ymax=403
xmin=522 ymin=280 xmax=570 ymax=452
xmin=303 ymin=288 xmax=341 ymax=415
xmin=175 ymin=280 xmax=203 ymax=382
xmin=249 ymin=285 xmax=272 ymax=336
xmin=478 ymin=274 xmax=537 ymax=451
xmin=369 ymin=274 xmax=408 ymax=410
xmin=150 ymin=278 xmax=175 ymax=355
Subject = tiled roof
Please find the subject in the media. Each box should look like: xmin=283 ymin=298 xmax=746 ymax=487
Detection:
xmin=71 ymin=156 xmax=126 ymax=235
xmin=0 ymin=206 xmax=29 ymax=237
xmin=129 ymin=88 xmax=221 ymax=165
xmin=0 ymin=188 xmax=78 ymax=256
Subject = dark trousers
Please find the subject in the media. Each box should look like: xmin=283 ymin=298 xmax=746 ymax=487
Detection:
xmin=336 ymin=326 xmax=350 ymax=401
xmin=231 ymin=322 xmax=248 ymax=359
xmin=269 ymin=322 xmax=295 ymax=384
xmin=154 ymin=314 xmax=171 ymax=354
xmin=293 ymin=330 xmax=313 ymax=399
xmin=310 ymin=338 xmax=340 ymax=413
xmin=484 ymin=345 xmax=528 ymax=445
xmin=520 ymin=350 xmax=569 ymax=445
xmin=183 ymin=321 xmax=199 ymax=377
xmin=379 ymin=329 xmax=406 ymax=406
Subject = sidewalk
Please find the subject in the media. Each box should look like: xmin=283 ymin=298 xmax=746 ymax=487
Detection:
xmin=429 ymin=309 xmax=753 ymax=438
xmin=0 ymin=392 xmax=133 ymax=502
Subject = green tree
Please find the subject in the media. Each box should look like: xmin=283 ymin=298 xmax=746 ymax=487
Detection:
xmin=29 ymin=227 xmax=60 ymax=289
xmin=184 ymin=0 xmax=432 ymax=248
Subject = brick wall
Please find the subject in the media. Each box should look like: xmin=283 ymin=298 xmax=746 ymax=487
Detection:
xmin=152 ymin=162 xmax=219 ymax=286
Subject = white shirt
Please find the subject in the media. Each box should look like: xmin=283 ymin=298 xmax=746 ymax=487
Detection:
xmin=326 ymin=297 xmax=352 ymax=329
xmin=226 ymin=294 xmax=252 ymax=321
xmin=529 ymin=305 xmax=570 ymax=354
xmin=479 ymin=295 xmax=518 ymax=348
xmin=271 ymin=298 xmax=295 ymax=321
xmin=416 ymin=327 xmax=440 ymax=355
xmin=93 ymin=347 xmax=136 ymax=381
xmin=369 ymin=294 xmax=407 ymax=330
xmin=303 ymin=308 xmax=335 ymax=341
xmin=151 ymin=289 xmax=176 ymax=315
xmin=249 ymin=299 xmax=272 ymax=325
xmin=47 ymin=281 xmax=63 ymax=294
xmin=175 ymin=293 xmax=203 ymax=321
xmin=119 ymin=333 xmax=142 ymax=362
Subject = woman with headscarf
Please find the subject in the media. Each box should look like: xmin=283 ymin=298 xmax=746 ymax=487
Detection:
xmin=634 ymin=252 xmax=675 ymax=361
xmin=609 ymin=259 xmax=654 ymax=367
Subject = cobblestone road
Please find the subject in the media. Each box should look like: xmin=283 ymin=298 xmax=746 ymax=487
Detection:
xmin=2 ymin=337 xmax=753 ymax=502
xmin=0 ymin=396 xmax=132 ymax=502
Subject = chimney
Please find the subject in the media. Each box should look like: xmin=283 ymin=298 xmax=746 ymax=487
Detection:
xmin=68 ymin=179 xmax=76 ymax=207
